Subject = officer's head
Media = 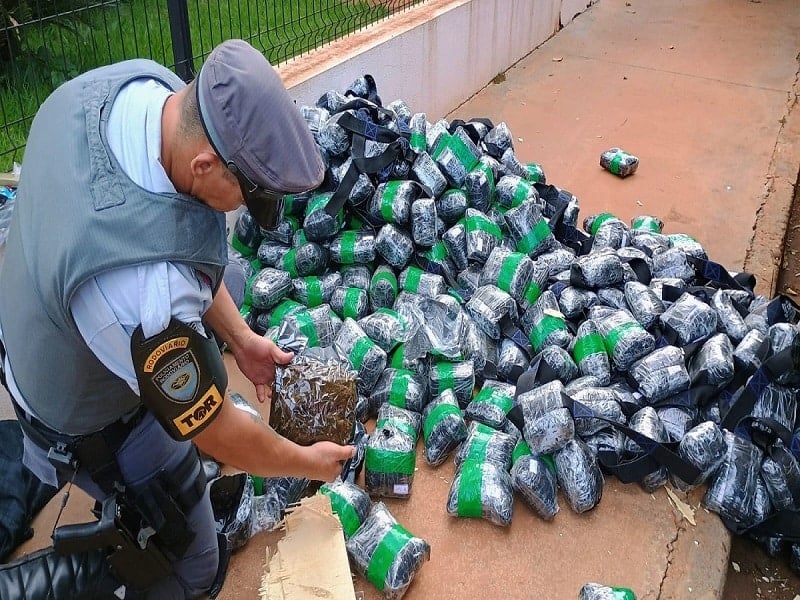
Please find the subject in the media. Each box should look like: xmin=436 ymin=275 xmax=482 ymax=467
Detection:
xmin=188 ymin=39 xmax=323 ymax=229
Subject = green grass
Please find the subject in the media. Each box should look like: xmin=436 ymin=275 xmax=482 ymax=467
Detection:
xmin=0 ymin=0 xmax=394 ymax=172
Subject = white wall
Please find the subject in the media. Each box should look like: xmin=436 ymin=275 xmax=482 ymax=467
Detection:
xmin=278 ymin=0 xmax=595 ymax=118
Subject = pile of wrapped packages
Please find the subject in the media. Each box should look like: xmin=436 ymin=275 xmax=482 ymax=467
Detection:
xmin=226 ymin=75 xmax=800 ymax=599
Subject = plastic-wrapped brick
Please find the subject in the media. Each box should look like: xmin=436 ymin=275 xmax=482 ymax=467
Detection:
xmin=411 ymin=151 xmax=448 ymax=198
xmin=554 ymin=438 xmax=604 ymax=513
xmin=504 ymin=199 xmax=555 ymax=259
xmin=688 ymin=333 xmax=735 ymax=387
xmin=570 ymin=388 xmax=626 ymax=437
xmin=369 ymin=265 xmax=399 ymax=311
xmin=704 ymin=430 xmax=763 ymax=525
xmin=497 ymin=338 xmax=531 ymax=383
xmin=631 ymin=215 xmax=664 ymax=234
xmin=248 ymin=268 xmax=292 ymax=310
xmin=559 ymin=286 xmax=598 ymax=320
xmin=651 ymin=248 xmax=695 ymax=281
xmin=580 ymin=582 xmax=636 ymax=600
xmin=399 ymin=265 xmax=446 ymax=299
xmin=465 ymin=380 xmax=516 ymax=430
xmin=670 ymin=421 xmax=728 ymax=492
xmin=329 ymin=229 xmax=376 ymax=265
xmin=460 ymin=315 xmax=496 ymax=378
xmin=464 ymin=163 xmax=494 ymax=213
xmin=710 ymin=289 xmax=749 ymax=343
xmin=436 ymin=189 xmax=468 ymax=224
xmin=523 ymin=407 xmax=575 ymax=455
xmin=428 ymin=359 xmax=475 ymax=408
xmin=596 ymin=309 xmax=655 ymax=371
xmin=370 ymin=368 xmax=428 ymax=413
xmin=624 ymin=281 xmax=665 ymax=330
xmin=516 ymin=379 xmax=565 ymax=422
xmin=370 ymin=180 xmax=416 ymax=225
xmin=410 ymin=197 xmax=438 ymax=247
xmin=334 ymin=318 xmax=388 ymax=394
xmin=432 ymin=127 xmax=482 ymax=188
xmin=365 ymin=405 xmax=420 ymax=499
xmin=446 ymin=459 xmax=514 ymax=526
xmin=292 ymin=271 xmax=342 ymax=308
xmin=659 ymin=293 xmax=718 ymax=346
xmin=280 ymin=242 xmax=329 ymax=278
xmin=480 ymin=247 xmax=535 ymax=306
xmin=341 ymin=264 xmax=373 ymax=290
xmin=346 ymin=502 xmax=430 ymax=599
xmin=376 ymin=223 xmax=415 ymax=269
xmin=304 ymin=192 xmax=344 ymax=242
xmin=668 ymin=233 xmax=707 ymax=260
xmin=454 ymin=421 xmax=517 ymax=471
xmin=463 ymin=208 xmax=502 ymax=264
xmin=628 ymin=345 xmax=690 ymax=402
xmin=231 ymin=209 xmax=263 ymax=257
xmin=318 ymin=479 xmax=373 ymax=539
xmin=465 ymin=285 xmax=518 ymax=340
xmin=408 ymin=112 xmax=427 ymax=154
xmin=572 ymin=320 xmax=611 ymax=386
xmin=330 ymin=286 xmax=370 ymax=321
xmin=599 ymin=147 xmax=639 ymax=178
xmin=523 ymin=291 xmax=572 ymax=353
xmin=510 ymin=449 xmax=559 ymax=520
xmin=358 ymin=308 xmax=410 ymax=353
xmin=657 ymin=407 xmax=697 ymax=443
xmin=421 ymin=388 xmax=468 ymax=466
xmin=495 ymin=175 xmax=537 ymax=209
xmin=570 ymin=251 xmax=625 ymax=289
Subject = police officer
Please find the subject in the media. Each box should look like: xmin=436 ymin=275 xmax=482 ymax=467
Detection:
xmin=0 ymin=39 xmax=354 ymax=598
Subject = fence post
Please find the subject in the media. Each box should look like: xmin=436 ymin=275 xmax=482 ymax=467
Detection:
xmin=167 ymin=0 xmax=194 ymax=81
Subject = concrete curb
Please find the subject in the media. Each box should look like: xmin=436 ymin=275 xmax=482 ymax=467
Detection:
xmin=744 ymin=52 xmax=800 ymax=297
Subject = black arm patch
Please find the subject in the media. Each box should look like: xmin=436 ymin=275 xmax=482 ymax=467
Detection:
xmin=131 ymin=318 xmax=227 ymax=441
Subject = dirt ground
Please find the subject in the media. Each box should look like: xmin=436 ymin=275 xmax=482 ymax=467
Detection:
xmin=721 ymin=180 xmax=800 ymax=600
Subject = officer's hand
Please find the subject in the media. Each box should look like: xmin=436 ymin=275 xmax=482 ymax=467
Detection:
xmin=304 ymin=441 xmax=356 ymax=482
xmin=232 ymin=331 xmax=293 ymax=403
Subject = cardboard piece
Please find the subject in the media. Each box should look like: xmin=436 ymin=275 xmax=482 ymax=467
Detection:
xmin=260 ymin=494 xmax=357 ymax=600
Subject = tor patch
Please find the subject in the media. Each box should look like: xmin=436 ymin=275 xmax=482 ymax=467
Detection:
xmin=132 ymin=319 xmax=227 ymax=441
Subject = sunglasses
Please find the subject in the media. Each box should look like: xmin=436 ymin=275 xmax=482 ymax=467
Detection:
xmin=226 ymin=162 xmax=285 ymax=230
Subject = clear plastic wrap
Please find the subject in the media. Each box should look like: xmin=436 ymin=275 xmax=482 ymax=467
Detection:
xmin=580 ymin=582 xmax=636 ymax=600
xmin=659 ymin=293 xmax=718 ymax=346
xmin=480 ymin=247 xmax=535 ymax=305
xmin=631 ymin=231 xmax=670 ymax=257
xmin=559 ymin=286 xmax=598 ymax=320
xmin=710 ymin=289 xmax=749 ymax=343
xmin=410 ymin=197 xmax=438 ymax=247
xmin=370 ymin=265 xmax=399 ymax=311
xmin=522 ymin=290 xmax=572 ymax=352
xmin=283 ymin=304 xmax=338 ymax=348
xmin=570 ymin=388 xmax=626 ymax=437
xmin=733 ymin=329 xmax=766 ymax=371
xmin=624 ymin=281 xmax=665 ymax=330
xmin=408 ymin=112 xmax=428 ymax=154
xmin=504 ymin=199 xmax=555 ymax=258
xmin=292 ymin=271 xmax=342 ymax=308
xmin=500 ymin=149 xmax=531 ymax=180
xmin=497 ymin=337 xmax=531 ymax=383
xmin=330 ymin=286 xmax=370 ymax=320
xmin=463 ymin=208 xmax=502 ymax=264
xmin=704 ymin=430 xmax=764 ymax=526
xmin=436 ymin=188 xmax=469 ymax=224
xmin=628 ymin=345 xmax=690 ymax=402
xmin=334 ymin=318 xmax=388 ymax=394
xmin=599 ymin=147 xmax=639 ymax=177
xmin=271 ymin=349 xmax=357 ymax=446
xmin=595 ymin=309 xmax=655 ymax=371
xmin=365 ymin=405 xmax=420 ymax=499
xmin=465 ymin=284 xmax=518 ymax=340
xmin=280 ymin=241 xmax=330 ymax=278
xmin=329 ymin=229 xmax=376 ymax=265
xmin=465 ymin=380 xmax=516 ymax=430
xmin=359 ymin=308 xmax=411 ymax=353
xmin=398 ymin=265 xmax=446 ymax=298
xmin=318 ymin=479 xmax=373 ymax=539
xmin=668 ymin=233 xmax=707 ymax=261
xmin=376 ymin=223 xmax=415 ymax=269
xmin=428 ymin=359 xmax=475 ymax=408
xmin=554 ymin=438 xmax=604 ymax=513
xmin=523 ymin=407 xmax=575 ymax=455
xmin=464 ymin=164 xmax=494 ymax=213
xmin=510 ymin=452 xmax=559 ymax=520
xmin=442 ymin=221 xmax=469 ymax=271
xmin=412 ymin=151 xmax=448 ymax=199
xmin=495 ymin=174 xmax=536 ymax=209
xmin=688 ymin=333 xmax=735 ymax=387
xmin=516 ymin=379 xmax=565 ymax=422
xmin=249 ymin=476 xmax=310 ymax=537
xmin=750 ymin=383 xmax=798 ymax=435
xmin=657 ymin=407 xmax=697 ymax=443
xmin=446 ymin=459 xmax=514 ymax=526
xmin=525 ymin=162 xmax=546 ymax=184
xmin=248 ymin=267 xmax=292 ymax=310
xmin=572 ymin=319 xmax=612 ymax=386
xmin=370 ymin=368 xmax=429 ymax=413
xmin=483 ymin=122 xmax=514 ymax=158
xmin=304 ymin=192 xmax=345 ymax=242
xmin=538 ymin=345 xmax=579 ymax=383
xmin=631 ymin=215 xmax=664 ymax=234
xmin=583 ymin=428 xmax=626 ymax=462
xmin=460 ymin=315 xmax=496 ymax=378
xmin=231 ymin=209 xmax=264 ymax=257
xmin=591 ymin=219 xmax=630 ymax=253
xmin=317 ymin=113 xmax=350 ymax=156
xmin=422 ymin=388 xmax=468 ymax=466
xmin=651 ymin=248 xmax=695 ymax=282
xmin=346 ymin=502 xmax=430 ymax=599
xmin=761 ymin=442 xmax=800 ymax=511
xmin=370 ymin=180 xmax=416 ymax=225
xmin=432 ymin=127 xmax=482 ymax=187
xmin=570 ymin=251 xmax=625 ymax=289
xmin=454 ymin=421 xmax=517 ymax=471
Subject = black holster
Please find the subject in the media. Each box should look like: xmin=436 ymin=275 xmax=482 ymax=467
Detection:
xmin=0 ymin=545 xmax=130 ymax=600
xmin=52 ymin=494 xmax=172 ymax=591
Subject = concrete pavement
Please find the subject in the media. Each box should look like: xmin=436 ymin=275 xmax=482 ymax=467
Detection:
xmin=5 ymin=0 xmax=800 ymax=598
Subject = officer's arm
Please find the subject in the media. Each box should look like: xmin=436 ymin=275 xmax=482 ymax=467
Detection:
xmin=192 ymin=398 xmax=352 ymax=482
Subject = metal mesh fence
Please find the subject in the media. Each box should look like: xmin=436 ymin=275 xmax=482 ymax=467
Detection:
xmin=0 ymin=0 xmax=424 ymax=171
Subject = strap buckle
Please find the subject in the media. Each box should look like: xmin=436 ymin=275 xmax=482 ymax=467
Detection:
xmin=47 ymin=441 xmax=78 ymax=470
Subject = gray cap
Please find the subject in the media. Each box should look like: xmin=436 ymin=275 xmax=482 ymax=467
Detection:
xmin=196 ymin=39 xmax=324 ymax=193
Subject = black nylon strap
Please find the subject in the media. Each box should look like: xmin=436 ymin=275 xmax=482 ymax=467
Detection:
xmin=687 ymin=256 xmax=755 ymax=294
xmin=0 ymin=337 xmax=6 ymax=390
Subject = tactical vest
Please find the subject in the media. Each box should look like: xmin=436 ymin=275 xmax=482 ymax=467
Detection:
xmin=0 ymin=60 xmax=227 ymax=434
